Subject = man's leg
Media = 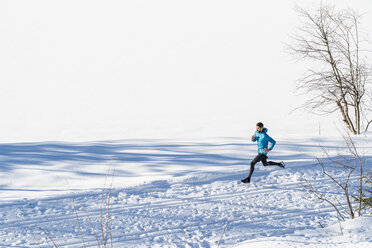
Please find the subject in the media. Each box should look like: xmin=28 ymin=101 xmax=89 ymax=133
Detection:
xmin=242 ymin=154 xmax=264 ymax=183
xmin=262 ymin=155 xmax=285 ymax=168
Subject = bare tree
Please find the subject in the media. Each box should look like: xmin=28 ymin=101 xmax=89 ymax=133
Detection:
xmin=288 ymin=5 xmax=372 ymax=134
xmin=302 ymin=133 xmax=367 ymax=220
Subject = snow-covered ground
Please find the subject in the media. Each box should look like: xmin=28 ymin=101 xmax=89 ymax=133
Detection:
xmin=1 ymin=0 xmax=372 ymax=247
xmin=1 ymin=134 xmax=371 ymax=247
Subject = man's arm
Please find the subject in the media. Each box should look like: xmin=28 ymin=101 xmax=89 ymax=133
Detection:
xmin=251 ymin=133 xmax=257 ymax=142
xmin=267 ymin=135 xmax=276 ymax=151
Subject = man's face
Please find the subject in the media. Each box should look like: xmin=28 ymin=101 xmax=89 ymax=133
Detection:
xmin=256 ymin=126 xmax=263 ymax=133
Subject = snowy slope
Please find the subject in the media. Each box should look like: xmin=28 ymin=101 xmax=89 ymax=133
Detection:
xmin=1 ymin=0 xmax=372 ymax=247
xmin=1 ymin=135 xmax=371 ymax=247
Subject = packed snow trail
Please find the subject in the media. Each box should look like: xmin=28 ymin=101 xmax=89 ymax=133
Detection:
xmin=0 ymin=138 xmax=371 ymax=247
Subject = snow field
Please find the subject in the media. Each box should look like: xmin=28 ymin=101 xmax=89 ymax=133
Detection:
xmin=0 ymin=136 xmax=371 ymax=247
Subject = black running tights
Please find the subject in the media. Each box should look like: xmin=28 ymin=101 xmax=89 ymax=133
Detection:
xmin=247 ymin=153 xmax=281 ymax=178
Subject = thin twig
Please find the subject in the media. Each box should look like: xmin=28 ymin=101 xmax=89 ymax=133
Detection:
xmin=338 ymin=216 xmax=344 ymax=235
xmin=39 ymin=227 xmax=59 ymax=248
xmin=29 ymin=228 xmax=42 ymax=248
xmin=318 ymin=221 xmax=324 ymax=228
xmin=72 ymin=198 xmax=86 ymax=248
xmin=84 ymin=209 xmax=102 ymax=248
xmin=218 ymin=205 xmax=241 ymax=248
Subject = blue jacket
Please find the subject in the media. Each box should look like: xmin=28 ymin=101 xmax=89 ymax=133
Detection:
xmin=252 ymin=128 xmax=276 ymax=155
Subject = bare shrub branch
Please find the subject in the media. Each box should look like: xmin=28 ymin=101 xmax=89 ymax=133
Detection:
xmin=301 ymin=133 xmax=368 ymax=221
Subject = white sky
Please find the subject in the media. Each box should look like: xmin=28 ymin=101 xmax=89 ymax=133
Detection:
xmin=0 ymin=0 xmax=371 ymax=141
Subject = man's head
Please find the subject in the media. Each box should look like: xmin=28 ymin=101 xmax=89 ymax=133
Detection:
xmin=256 ymin=122 xmax=264 ymax=133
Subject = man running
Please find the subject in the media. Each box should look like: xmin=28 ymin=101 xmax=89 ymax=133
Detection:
xmin=241 ymin=122 xmax=285 ymax=183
